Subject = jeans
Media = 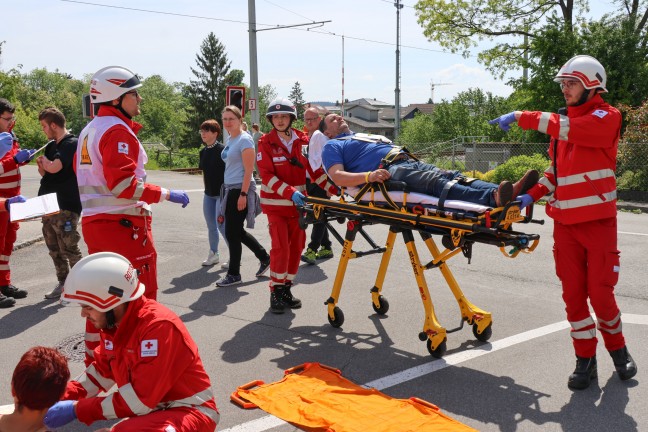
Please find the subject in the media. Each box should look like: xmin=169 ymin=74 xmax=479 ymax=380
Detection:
xmin=203 ymin=193 xmax=226 ymax=253
xmin=387 ymin=160 xmax=497 ymax=206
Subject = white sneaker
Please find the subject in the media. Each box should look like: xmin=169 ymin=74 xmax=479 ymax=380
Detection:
xmin=202 ymin=251 xmax=219 ymax=266
xmin=221 ymin=261 xmax=229 ymax=269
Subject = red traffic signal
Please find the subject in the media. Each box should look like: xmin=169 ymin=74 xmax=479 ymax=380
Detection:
xmin=226 ymin=86 xmax=246 ymax=117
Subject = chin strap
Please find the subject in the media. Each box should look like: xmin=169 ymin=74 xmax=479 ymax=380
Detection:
xmin=115 ymin=96 xmax=133 ymax=119
xmin=574 ymin=88 xmax=596 ymax=107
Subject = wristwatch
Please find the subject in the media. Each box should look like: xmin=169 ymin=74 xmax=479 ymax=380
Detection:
xmin=240 ymin=191 xmax=248 ymax=197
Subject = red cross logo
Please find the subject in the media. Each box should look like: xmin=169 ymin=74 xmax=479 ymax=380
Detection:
xmin=145 ymin=341 xmax=154 ymax=349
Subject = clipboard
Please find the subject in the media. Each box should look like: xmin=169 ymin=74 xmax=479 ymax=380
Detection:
xmin=9 ymin=193 xmax=60 ymax=222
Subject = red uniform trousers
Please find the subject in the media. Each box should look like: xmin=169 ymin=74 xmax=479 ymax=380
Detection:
xmin=553 ymin=217 xmax=625 ymax=358
xmin=267 ymin=213 xmax=305 ymax=288
xmin=81 ymin=215 xmax=158 ymax=366
xmin=110 ymin=407 xmax=215 ymax=432
xmin=0 ymin=211 xmax=18 ymax=285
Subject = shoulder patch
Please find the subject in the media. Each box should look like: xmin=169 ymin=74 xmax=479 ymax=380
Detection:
xmin=592 ymin=109 xmax=609 ymax=119
xmin=257 ymin=151 xmax=262 ymax=161
xmin=104 ymin=339 xmax=114 ymax=351
xmin=141 ymin=339 xmax=158 ymax=357
xmin=118 ymin=142 xmax=129 ymax=154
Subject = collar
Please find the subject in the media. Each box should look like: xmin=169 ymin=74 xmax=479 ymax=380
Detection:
xmin=567 ymin=94 xmax=605 ymax=118
xmin=334 ymin=131 xmax=354 ymax=139
xmin=107 ymin=297 xmax=145 ymax=343
xmin=97 ymin=105 xmax=143 ymax=135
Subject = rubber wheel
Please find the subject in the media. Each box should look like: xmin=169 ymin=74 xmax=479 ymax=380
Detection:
xmin=327 ymin=306 xmax=345 ymax=328
xmin=426 ymin=338 xmax=447 ymax=358
xmin=472 ymin=323 xmax=493 ymax=342
xmin=372 ymin=295 xmax=390 ymax=315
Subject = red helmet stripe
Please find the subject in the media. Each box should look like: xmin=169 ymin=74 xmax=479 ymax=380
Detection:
xmin=64 ymin=290 xmax=122 ymax=309
xmin=106 ymin=78 xmax=127 ymax=86
xmin=561 ymin=71 xmax=601 ymax=87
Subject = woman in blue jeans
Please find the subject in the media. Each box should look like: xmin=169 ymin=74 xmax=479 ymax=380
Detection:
xmin=199 ymin=119 xmax=227 ymax=266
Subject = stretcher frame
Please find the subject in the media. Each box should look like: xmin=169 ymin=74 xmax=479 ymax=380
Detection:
xmin=299 ymin=181 xmax=542 ymax=358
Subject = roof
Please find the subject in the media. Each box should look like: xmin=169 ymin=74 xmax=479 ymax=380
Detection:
xmin=345 ymin=116 xmax=394 ymax=130
xmin=379 ymin=106 xmax=419 ymax=121
xmin=406 ymin=103 xmax=435 ymax=115
xmin=346 ymin=98 xmax=393 ymax=107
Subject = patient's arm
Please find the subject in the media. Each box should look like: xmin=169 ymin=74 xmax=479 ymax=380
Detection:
xmin=328 ymin=164 xmax=390 ymax=186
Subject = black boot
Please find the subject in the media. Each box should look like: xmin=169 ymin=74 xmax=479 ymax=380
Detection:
xmin=270 ymin=286 xmax=285 ymax=314
xmin=281 ymin=284 xmax=302 ymax=309
xmin=0 ymin=293 xmax=15 ymax=308
xmin=609 ymin=346 xmax=637 ymax=381
xmin=568 ymin=356 xmax=597 ymax=390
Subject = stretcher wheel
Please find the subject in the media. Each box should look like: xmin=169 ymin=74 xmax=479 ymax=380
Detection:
xmin=372 ymin=295 xmax=389 ymax=315
xmin=328 ymin=307 xmax=345 ymax=328
xmin=472 ymin=323 xmax=492 ymax=342
xmin=427 ymin=338 xmax=447 ymax=358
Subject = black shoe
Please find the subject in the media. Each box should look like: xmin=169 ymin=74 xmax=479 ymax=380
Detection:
xmin=270 ymin=286 xmax=285 ymax=314
xmin=255 ymin=259 xmax=271 ymax=277
xmin=609 ymin=346 xmax=637 ymax=381
xmin=0 ymin=284 xmax=27 ymax=299
xmin=281 ymin=285 xmax=302 ymax=309
xmin=0 ymin=293 xmax=15 ymax=308
xmin=568 ymin=356 xmax=597 ymax=390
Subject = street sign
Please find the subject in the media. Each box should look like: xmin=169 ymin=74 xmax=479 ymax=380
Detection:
xmin=248 ymin=98 xmax=257 ymax=111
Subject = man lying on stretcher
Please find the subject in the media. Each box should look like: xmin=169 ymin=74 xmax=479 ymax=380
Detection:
xmin=319 ymin=114 xmax=538 ymax=208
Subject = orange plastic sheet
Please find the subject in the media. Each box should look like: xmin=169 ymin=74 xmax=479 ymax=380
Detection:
xmin=231 ymin=363 xmax=476 ymax=432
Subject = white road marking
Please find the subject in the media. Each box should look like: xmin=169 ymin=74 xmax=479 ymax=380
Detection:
xmin=221 ymin=314 xmax=647 ymax=432
xmin=618 ymin=231 xmax=648 ymax=236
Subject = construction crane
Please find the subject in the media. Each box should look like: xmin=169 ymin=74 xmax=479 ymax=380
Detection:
xmin=430 ymin=81 xmax=453 ymax=104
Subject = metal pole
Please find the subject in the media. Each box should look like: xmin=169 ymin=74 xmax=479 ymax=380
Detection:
xmin=341 ymin=35 xmax=345 ymax=115
xmin=248 ymin=0 xmax=259 ymax=126
xmin=394 ymin=0 xmax=403 ymax=140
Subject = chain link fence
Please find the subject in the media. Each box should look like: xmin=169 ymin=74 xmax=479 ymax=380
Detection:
xmin=407 ymin=139 xmax=648 ymax=199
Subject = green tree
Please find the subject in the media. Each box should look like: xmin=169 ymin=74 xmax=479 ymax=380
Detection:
xmin=255 ymin=84 xmax=277 ymax=133
xmin=138 ymin=75 xmax=190 ymax=147
xmin=186 ymin=32 xmax=232 ymax=146
xmin=288 ymin=81 xmax=306 ymax=119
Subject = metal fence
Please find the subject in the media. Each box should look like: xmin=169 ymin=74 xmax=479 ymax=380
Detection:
xmin=408 ymin=139 xmax=648 ymax=195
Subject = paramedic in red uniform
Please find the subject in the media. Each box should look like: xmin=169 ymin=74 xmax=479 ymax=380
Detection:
xmin=44 ymin=252 xmax=219 ymax=431
xmin=0 ymin=98 xmax=37 ymax=307
xmin=257 ymin=98 xmax=337 ymax=314
xmin=75 ymin=66 xmax=190 ymax=366
xmin=489 ymin=55 xmax=637 ymax=390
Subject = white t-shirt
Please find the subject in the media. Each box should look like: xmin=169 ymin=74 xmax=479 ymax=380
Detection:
xmin=308 ymin=129 xmax=328 ymax=171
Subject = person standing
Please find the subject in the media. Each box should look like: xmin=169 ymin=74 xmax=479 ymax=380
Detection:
xmin=0 ymin=99 xmax=36 ymax=307
xmin=76 ymin=66 xmax=190 ymax=366
xmin=199 ymin=119 xmax=226 ymax=266
xmin=489 ymin=55 xmax=637 ymax=390
xmin=36 ymin=107 xmax=83 ymax=300
xmin=301 ymin=107 xmax=334 ymax=265
xmin=44 ymin=253 xmax=219 ymax=431
xmin=257 ymin=99 xmax=338 ymax=314
xmin=251 ymin=123 xmax=263 ymax=147
xmin=215 ymin=105 xmax=270 ymax=287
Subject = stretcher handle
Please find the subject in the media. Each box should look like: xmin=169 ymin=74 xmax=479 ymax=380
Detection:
xmin=409 ymin=397 xmax=440 ymax=412
xmin=230 ymin=380 xmax=265 ymax=409
xmin=284 ymin=362 xmax=342 ymax=376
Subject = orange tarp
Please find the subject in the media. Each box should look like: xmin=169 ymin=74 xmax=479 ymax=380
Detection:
xmin=232 ymin=363 xmax=476 ymax=432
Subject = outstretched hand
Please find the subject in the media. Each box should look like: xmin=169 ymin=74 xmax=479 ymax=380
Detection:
xmin=488 ymin=112 xmax=518 ymax=132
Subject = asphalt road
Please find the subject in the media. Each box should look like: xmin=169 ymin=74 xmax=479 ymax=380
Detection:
xmin=1 ymin=165 xmax=647 ymax=431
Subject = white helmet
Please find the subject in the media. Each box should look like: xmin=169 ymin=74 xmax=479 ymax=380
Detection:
xmin=554 ymin=55 xmax=607 ymax=93
xmin=62 ymin=252 xmax=145 ymax=312
xmin=90 ymin=66 xmax=142 ymax=104
xmin=266 ymin=98 xmax=297 ymax=121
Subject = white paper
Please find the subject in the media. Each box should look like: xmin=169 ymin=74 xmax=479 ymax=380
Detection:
xmin=9 ymin=193 xmax=60 ymax=222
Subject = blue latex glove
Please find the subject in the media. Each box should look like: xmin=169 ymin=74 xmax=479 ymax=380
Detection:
xmin=488 ymin=112 xmax=517 ymax=132
xmin=291 ymin=191 xmax=306 ymax=206
xmin=516 ymin=194 xmax=534 ymax=209
xmin=8 ymin=195 xmax=27 ymax=205
xmin=14 ymin=149 xmax=36 ymax=164
xmin=44 ymin=400 xmax=77 ymax=428
xmin=0 ymin=132 xmax=13 ymax=158
xmin=169 ymin=190 xmax=190 ymax=208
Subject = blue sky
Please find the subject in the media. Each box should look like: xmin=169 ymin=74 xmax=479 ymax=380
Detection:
xmin=2 ymin=0 xmax=618 ymax=106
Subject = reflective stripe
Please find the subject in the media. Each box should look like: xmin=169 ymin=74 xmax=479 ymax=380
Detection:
xmin=557 ymin=169 xmax=615 ymax=186
xmin=598 ymin=311 xmax=622 ymax=334
xmin=119 ymin=383 xmax=152 ymax=415
xmin=277 ymin=183 xmax=288 ymax=195
xmin=85 ymin=364 xmax=116 ymax=391
xmin=570 ymin=316 xmax=595 ymax=330
xmin=0 ymin=181 xmax=19 ymax=189
xmin=295 ymin=185 xmax=306 ymax=192
xmin=85 ymin=348 xmax=95 ymax=357
xmin=571 ymin=328 xmax=597 ymax=339
xmin=76 ymin=371 xmax=100 ymax=397
xmin=551 ymin=190 xmax=617 ymax=210
xmin=260 ymin=185 xmax=274 ymax=193
xmin=0 ymin=255 xmax=9 ymax=261
xmin=314 ymin=173 xmax=328 ymax=184
xmin=111 ymin=176 xmax=136 ymax=197
xmin=101 ymin=394 xmax=117 ymax=419
xmin=158 ymin=388 xmax=220 ymax=424
xmin=260 ymin=198 xmax=293 ymax=206
xmin=170 ymin=388 xmax=214 ymax=406
xmin=537 ymin=112 xmax=551 ymax=135
xmin=0 ymin=168 xmax=18 ymax=176
xmin=270 ymin=271 xmax=287 ymax=280
xmin=263 ymin=184 xmax=305 ymax=194
xmin=538 ymin=177 xmax=555 ymax=192
xmin=79 ymin=185 xmax=111 ymax=195
xmin=598 ymin=322 xmax=623 ymax=334
xmin=558 ymin=115 xmax=570 ymax=140
xmin=267 ymin=177 xmax=280 ymax=189
xmin=195 ymin=406 xmax=220 ymax=424
xmin=0 ymin=264 xmax=8 ymax=271
xmin=598 ymin=311 xmax=621 ymax=327
xmin=84 ymin=332 xmax=101 ymax=342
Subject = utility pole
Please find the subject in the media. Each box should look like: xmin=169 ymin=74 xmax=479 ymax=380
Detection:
xmin=247 ymin=0 xmax=330 ymax=126
xmin=394 ymin=0 xmax=403 ymax=140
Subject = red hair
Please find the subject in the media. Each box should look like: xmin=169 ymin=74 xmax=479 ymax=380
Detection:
xmin=12 ymin=346 xmax=70 ymax=411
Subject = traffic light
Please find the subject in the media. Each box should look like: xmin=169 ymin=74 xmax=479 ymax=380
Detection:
xmin=226 ymin=86 xmax=246 ymax=117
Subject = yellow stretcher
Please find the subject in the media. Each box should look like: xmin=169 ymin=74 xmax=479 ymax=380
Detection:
xmin=299 ymin=180 xmax=542 ymax=358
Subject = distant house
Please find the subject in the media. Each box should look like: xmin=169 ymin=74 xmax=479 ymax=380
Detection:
xmin=306 ymin=100 xmax=435 ymax=140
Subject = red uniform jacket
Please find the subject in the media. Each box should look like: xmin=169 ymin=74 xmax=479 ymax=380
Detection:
xmin=0 ymin=135 xmax=22 ymax=198
xmin=519 ymin=94 xmax=620 ymax=225
xmin=257 ymin=128 xmax=336 ymax=217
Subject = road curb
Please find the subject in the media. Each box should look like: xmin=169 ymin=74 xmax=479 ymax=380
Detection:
xmin=13 ymin=236 xmax=44 ymax=251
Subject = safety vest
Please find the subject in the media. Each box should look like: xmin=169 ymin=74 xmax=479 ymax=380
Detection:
xmin=76 ymin=116 xmax=150 ymax=217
